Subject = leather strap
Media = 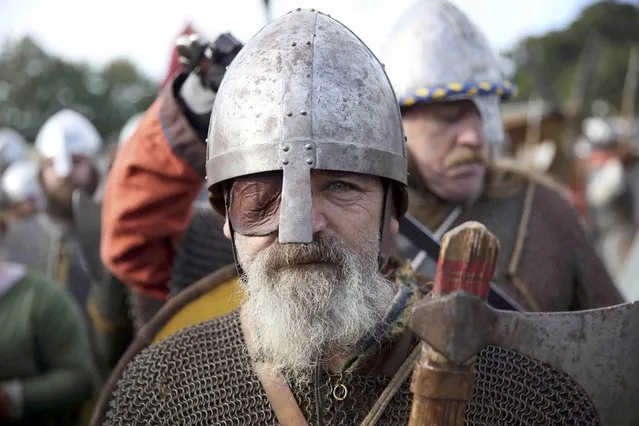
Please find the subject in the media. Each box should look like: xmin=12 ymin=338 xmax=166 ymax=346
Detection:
xmin=241 ymin=310 xmax=309 ymax=426
xmin=255 ymin=362 xmax=309 ymax=426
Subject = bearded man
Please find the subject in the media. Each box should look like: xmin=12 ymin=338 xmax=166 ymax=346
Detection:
xmin=381 ymin=0 xmax=623 ymax=311
xmin=579 ymin=116 xmax=639 ymax=279
xmin=97 ymin=9 xmax=428 ymax=424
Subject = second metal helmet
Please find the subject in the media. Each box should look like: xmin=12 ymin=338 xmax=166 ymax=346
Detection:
xmin=1 ymin=160 xmax=44 ymax=208
xmin=35 ymin=109 xmax=102 ymax=177
xmin=0 ymin=128 xmax=29 ymax=172
xmin=380 ymin=0 xmax=516 ymax=145
xmin=207 ymin=9 xmax=407 ymax=243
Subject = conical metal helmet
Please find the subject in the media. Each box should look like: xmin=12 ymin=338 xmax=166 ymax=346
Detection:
xmin=207 ymin=9 xmax=407 ymax=243
xmin=0 ymin=128 xmax=29 ymax=171
xmin=380 ymin=0 xmax=516 ymax=145
xmin=1 ymin=160 xmax=44 ymax=208
xmin=35 ymin=109 xmax=102 ymax=178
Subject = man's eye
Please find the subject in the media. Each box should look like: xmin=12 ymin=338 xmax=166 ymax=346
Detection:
xmin=436 ymin=110 xmax=461 ymax=123
xmin=327 ymin=181 xmax=354 ymax=192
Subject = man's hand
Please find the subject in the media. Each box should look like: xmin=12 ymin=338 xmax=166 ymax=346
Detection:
xmin=177 ymin=32 xmax=243 ymax=92
xmin=176 ymin=32 xmax=243 ymax=136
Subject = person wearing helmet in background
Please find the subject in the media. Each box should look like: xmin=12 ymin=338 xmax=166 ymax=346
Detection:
xmin=5 ymin=109 xmax=101 ymax=288
xmin=0 ymin=209 xmax=99 ymax=426
xmin=35 ymin=109 xmax=103 ymax=217
xmin=0 ymin=128 xmax=30 ymax=175
xmin=2 ymin=109 xmax=110 ymax=372
xmin=1 ymin=160 xmax=45 ymax=220
xmin=580 ymin=116 xmax=639 ymax=280
xmin=100 ymin=32 xmax=241 ymax=329
xmin=36 ymin=109 xmax=137 ymax=373
xmin=380 ymin=0 xmax=621 ymax=310
xmin=37 ymin=111 xmax=136 ymax=372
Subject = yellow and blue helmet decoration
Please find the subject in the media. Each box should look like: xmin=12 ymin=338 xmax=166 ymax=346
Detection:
xmin=380 ymin=0 xmax=516 ymax=145
xmin=399 ymin=80 xmax=517 ymax=108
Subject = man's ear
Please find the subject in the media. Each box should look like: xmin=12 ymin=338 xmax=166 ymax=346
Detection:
xmin=223 ymin=217 xmax=231 ymax=240
xmin=389 ymin=217 xmax=399 ymax=236
xmin=380 ymin=184 xmax=399 ymax=259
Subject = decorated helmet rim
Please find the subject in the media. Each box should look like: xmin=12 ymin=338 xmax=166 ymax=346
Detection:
xmin=399 ymin=80 xmax=517 ymax=107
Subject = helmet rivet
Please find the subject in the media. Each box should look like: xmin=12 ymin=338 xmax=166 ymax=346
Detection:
xmin=296 ymin=7 xmax=301 ymax=11
xmin=404 ymin=136 xmax=408 ymax=142
xmin=292 ymin=42 xmax=297 ymax=47
xmin=381 ymin=63 xmax=385 ymax=68
xmin=282 ymin=145 xmax=289 ymax=152
xmin=306 ymin=41 xmax=311 ymax=46
xmin=286 ymin=111 xmax=293 ymax=117
xmin=305 ymin=144 xmax=312 ymax=150
xmin=306 ymin=159 xmax=314 ymax=165
xmin=310 ymin=8 xmax=315 ymax=12
xmin=283 ymin=159 xmax=289 ymax=165
xmin=300 ymin=110 xmax=307 ymax=115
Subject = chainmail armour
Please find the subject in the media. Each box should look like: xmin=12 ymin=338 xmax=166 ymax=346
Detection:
xmin=102 ymin=311 xmax=600 ymax=425
xmin=169 ymin=202 xmax=235 ymax=297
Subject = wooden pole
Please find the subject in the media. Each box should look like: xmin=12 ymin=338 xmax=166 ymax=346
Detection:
xmin=408 ymin=222 xmax=500 ymax=426
xmin=620 ymin=45 xmax=638 ymax=152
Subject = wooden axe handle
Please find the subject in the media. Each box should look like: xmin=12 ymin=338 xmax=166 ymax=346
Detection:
xmin=409 ymin=221 xmax=499 ymax=426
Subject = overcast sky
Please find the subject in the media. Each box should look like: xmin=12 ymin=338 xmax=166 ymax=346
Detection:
xmin=1 ymin=0 xmax=608 ymax=81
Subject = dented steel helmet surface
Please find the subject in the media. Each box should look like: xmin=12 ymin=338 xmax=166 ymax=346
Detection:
xmin=380 ymin=0 xmax=516 ymax=145
xmin=207 ymin=8 xmax=407 ymax=243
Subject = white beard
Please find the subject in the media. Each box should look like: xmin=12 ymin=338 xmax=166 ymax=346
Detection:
xmin=237 ymin=232 xmax=395 ymax=383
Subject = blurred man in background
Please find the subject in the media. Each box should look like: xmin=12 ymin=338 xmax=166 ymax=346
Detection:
xmin=1 ymin=160 xmax=45 ymax=221
xmin=0 ymin=199 xmax=98 ymax=426
xmin=380 ymin=0 xmax=622 ymax=311
xmin=100 ymin=32 xmax=240 ymax=329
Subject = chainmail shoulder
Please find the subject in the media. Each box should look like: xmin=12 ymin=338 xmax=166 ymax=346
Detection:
xmin=169 ymin=202 xmax=235 ymax=296
xmin=103 ymin=313 xmax=599 ymax=425
xmin=466 ymin=345 xmax=600 ymax=425
xmin=103 ymin=310 xmax=277 ymax=426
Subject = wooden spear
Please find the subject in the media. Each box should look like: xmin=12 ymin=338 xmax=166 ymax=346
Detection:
xmin=620 ymin=44 xmax=638 ymax=152
xmin=408 ymin=221 xmax=500 ymax=426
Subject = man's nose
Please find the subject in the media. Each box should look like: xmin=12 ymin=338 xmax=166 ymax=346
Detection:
xmin=311 ymin=201 xmax=328 ymax=236
xmin=456 ymin=110 xmax=485 ymax=148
